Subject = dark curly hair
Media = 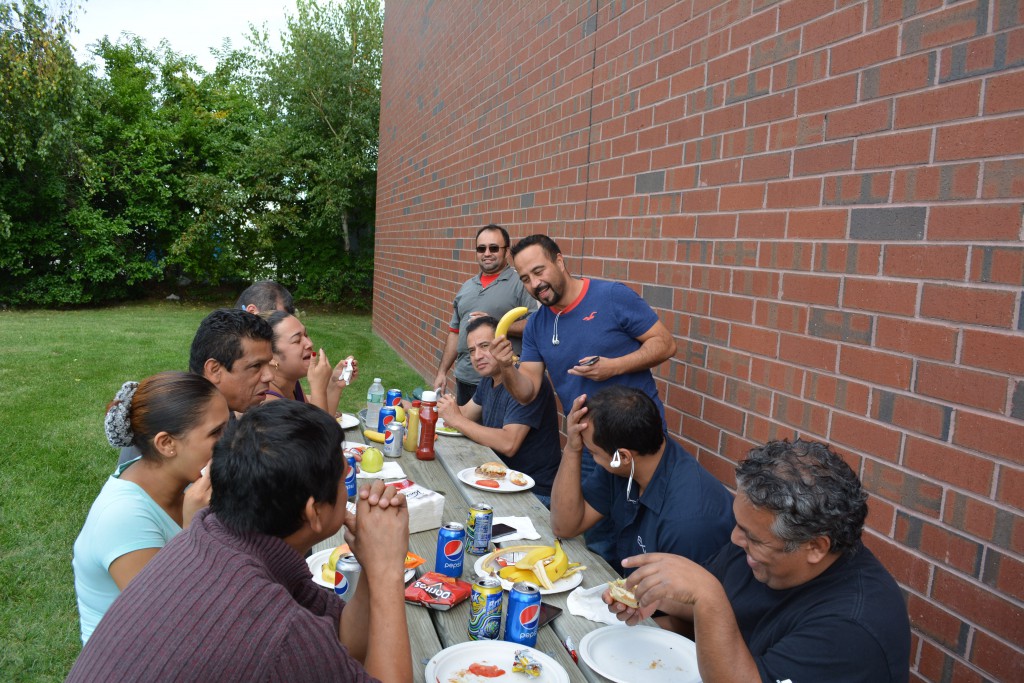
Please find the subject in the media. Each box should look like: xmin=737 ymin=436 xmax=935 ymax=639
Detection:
xmin=736 ymin=439 xmax=867 ymax=556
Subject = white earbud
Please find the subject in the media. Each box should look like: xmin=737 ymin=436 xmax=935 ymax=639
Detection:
xmin=610 ymin=450 xmax=621 ymax=468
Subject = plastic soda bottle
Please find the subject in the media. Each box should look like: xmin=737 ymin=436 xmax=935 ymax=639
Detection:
xmin=366 ymin=377 xmax=385 ymax=431
xmin=403 ymin=400 xmax=421 ymax=451
xmin=416 ymin=391 xmax=438 ymax=461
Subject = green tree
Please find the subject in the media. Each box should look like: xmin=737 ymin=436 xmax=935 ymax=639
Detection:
xmin=0 ymin=0 xmax=91 ymax=303
xmin=248 ymin=0 xmax=382 ymax=304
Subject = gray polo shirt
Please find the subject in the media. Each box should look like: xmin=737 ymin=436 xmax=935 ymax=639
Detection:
xmin=449 ymin=266 xmax=537 ymax=385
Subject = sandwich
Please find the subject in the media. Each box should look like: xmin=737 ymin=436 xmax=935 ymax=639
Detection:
xmin=474 ymin=461 xmax=508 ymax=479
xmin=607 ymin=578 xmax=639 ymax=608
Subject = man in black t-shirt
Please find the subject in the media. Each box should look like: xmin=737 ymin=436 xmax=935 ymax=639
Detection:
xmin=604 ymin=439 xmax=911 ymax=683
xmin=437 ymin=315 xmax=560 ymax=507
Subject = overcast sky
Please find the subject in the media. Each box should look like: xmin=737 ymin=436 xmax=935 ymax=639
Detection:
xmin=61 ymin=0 xmax=299 ymax=72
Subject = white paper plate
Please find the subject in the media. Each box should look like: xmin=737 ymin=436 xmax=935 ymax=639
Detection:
xmin=457 ymin=467 xmax=535 ymax=493
xmin=578 ymin=625 xmax=700 ymax=683
xmin=425 ymin=640 xmax=569 ymax=683
xmin=436 ymin=417 xmax=465 ymax=437
xmin=306 ymin=548 xmax=414 ymax=589
xmin=337 ymin=413 xmax=360 ymax=430
xmin=473 ymin=550 xmax=583 ymax=595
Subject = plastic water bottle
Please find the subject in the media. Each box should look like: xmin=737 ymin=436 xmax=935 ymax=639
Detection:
xmin=366 ymin=377 xmax=385 ymax=430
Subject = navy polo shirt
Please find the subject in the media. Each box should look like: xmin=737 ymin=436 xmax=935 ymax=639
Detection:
xmin=582 ymin=438 xmax=735 ymax=574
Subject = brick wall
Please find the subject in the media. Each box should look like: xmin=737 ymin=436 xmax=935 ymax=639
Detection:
xmin=374 ymin=2 xmax=1023 ymax=679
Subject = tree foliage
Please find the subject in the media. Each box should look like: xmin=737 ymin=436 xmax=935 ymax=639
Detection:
xmin=0 ymin=0 xmax=381 ymax=307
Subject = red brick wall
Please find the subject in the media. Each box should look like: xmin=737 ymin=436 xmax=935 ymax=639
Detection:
xmin=374 ymin=2 xmax=1023 ymax=679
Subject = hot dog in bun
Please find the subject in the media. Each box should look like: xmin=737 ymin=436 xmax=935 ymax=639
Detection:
xmin=474 ymin=461 xmax=508 ymax=479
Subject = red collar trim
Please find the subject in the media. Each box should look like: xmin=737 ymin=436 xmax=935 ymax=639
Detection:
xmin=479 ymin=272 xmax=500 ymax=288
xmin=552 ymin=279 xmax=590 ymax=315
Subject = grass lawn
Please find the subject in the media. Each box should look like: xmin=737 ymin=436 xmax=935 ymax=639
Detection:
xmin=0 ymin=302 xmax=427 ymax=681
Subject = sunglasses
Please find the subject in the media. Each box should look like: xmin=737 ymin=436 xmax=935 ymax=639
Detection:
xmin=476 ymin=244 xmax=505 ymax=254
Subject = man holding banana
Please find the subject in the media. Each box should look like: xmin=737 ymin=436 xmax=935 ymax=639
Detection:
xmin=492 ymin=233 xmax=677 ymax=561
xmin=434 ymin=224 xmax=538 ymax=405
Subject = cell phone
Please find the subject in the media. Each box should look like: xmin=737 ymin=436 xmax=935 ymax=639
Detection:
xmin=578 ymin=356 xmax=599 ymax=366
xmin=538 ymin=603 xmax=562 ymax=629
xmin=490 ymin=523 xmax=517 ymax=541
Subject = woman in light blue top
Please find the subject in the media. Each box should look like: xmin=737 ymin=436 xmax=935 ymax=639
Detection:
xmin=73 ymin=371 xmax=229 ymax=643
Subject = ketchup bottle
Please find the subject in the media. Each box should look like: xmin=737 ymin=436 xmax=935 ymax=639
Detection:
xmin=416 ymin=391 xmax=437 ymax=461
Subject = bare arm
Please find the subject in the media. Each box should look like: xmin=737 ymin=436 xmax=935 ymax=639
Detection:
xmin=109 ymin=548 xmax=162 ymax=590
xmin=506 ymin=317 xmax=529 ymax=338
xmin=549 ymin=395 xmax=605 ymax=539
xmin=341 ymin=482 xmax=412 ymax=681
xmin=433 ymin=330 xmax=459 ymax=393
xmin=438 ymin=395 xmax=530 ymax=456
xmin=568 ymin=320 xmax=677 ymax=381
xmin=492 ymin=334 xmax=544 ymax=404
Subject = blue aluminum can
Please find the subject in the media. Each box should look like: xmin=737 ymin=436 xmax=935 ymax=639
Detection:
xmin=468 ymin=575 xmax=503 ymax=640
xmin=434 ymin=522 xmax=466 ymax=577
xmin=386 ymin=388 xmax=403 ymax=407
xmin=345 ymin=456 xmax=358 ymax=498
xmin=377 ymin=405 xmax=397 ymax=433
xmin=504 ymin=581 xmax=542 ymax=647
xmin=466 ymin=503 xmax=493 ymax=556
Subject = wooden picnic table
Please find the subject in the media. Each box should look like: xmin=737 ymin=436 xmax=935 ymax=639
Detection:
xmin=312 ymin=425 xmax=651 ymax=683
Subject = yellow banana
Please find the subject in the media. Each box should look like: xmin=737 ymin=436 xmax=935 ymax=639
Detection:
xmin=478 ymin=545 xmax=547 ymax=573
xmin=321 ymin=563 xmax=334 ymax=583
xmin=515 ymin=545 xmax=555 ymax=569
xmin=543 ymin=540 xmax=569 ymax=583
xmin=363 ymin=428 xmax=385 ymax=443
xmin=494 ymin=306 xmax=529 ymax=338
xmin=394 ymin=406 xmax=406 ymax=423
xmin=499 ymin=566 xmax=537 ymax=583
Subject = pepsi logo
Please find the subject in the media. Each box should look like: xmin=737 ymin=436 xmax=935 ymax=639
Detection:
xmin=381 ymin=414 xmax=394 ymax=425
xmin=519 ymin=603 xmax=540 ymax=627
xmin=443 ymin=539 xmax=464 ymax=561
xmin=384 ymin=431 xmax=394 ymax=444
xmin=334 ymin=575 xmax=349 ymax=596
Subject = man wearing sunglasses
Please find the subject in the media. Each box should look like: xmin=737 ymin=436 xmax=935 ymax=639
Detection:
xmin=434 ymin=224 xmax=537 ymax=405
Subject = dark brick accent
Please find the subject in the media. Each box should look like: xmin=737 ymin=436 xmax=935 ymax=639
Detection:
xmin=850 ymin=207 xmax=927 ymax=240
xmin=635 ymin=171 xmax=666 ymax=194
xmin=642 ymin=284 xmax=673 ymax=309
xmin=1011 ymin=382 xmax=1024 ymax=420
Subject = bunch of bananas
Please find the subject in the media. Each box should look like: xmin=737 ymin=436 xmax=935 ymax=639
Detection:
xmin=480 ymin=541 xmax=586 ymax=590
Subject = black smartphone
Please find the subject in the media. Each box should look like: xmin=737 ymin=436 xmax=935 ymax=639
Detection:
xmin=538 ymin=603 xmax=562 ymax=629
xmin=490 ymin=523 xmax=517 ymax=541
xmin=578 ymin=356 xmax=599 ymax=366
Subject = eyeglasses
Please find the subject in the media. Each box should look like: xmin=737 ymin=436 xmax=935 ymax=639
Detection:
xmin=476 ymin=244 xmax=505 ymax=254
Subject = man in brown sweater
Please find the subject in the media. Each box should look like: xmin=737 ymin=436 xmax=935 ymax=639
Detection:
xmin=67 ymin=400 xmax=411 ymax=682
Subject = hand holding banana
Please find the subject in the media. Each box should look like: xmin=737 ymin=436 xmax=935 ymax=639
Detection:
xmin=492 ymin=306 xmax=528 ymax=366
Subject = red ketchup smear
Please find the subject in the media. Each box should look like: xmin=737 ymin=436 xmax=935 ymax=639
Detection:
xmin=468 ymin=663 xmax=506 ymax=677
xmin=475 ymin=479 xmax=501 ymax=488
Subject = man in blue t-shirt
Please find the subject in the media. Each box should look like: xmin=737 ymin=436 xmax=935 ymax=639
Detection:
xmin=604 ymin=439 xmax=911 ymax=683
xmin=437 ymin=315 xmax=561 ymax=507
xmin=550 ymin=386 xmax=734 ymax=573
xmin=492 ymin=234 xmax=677 ymax=555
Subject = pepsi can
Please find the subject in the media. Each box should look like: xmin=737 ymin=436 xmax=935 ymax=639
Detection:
xmin=377 ymin=405 xmax=397 ymax=433
xmin=435 ymin=522 xmax=466 ymax=577
xmin=466 ymin=503 xmax=493 ymax=556
xmin=334 ymin=553 xmax=361 ymax=600
xmin=468 ymin=575 xmax=503 ymax=640
xmin=386 ymin=388 xmax=403 ymax=407
xmin=384 ymin=422 xmax=404 ymax=458
xmin=345 ymin=456 xmax=358 ymax=498
xmin=504 ymin=581 xmax=541 ymax=646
